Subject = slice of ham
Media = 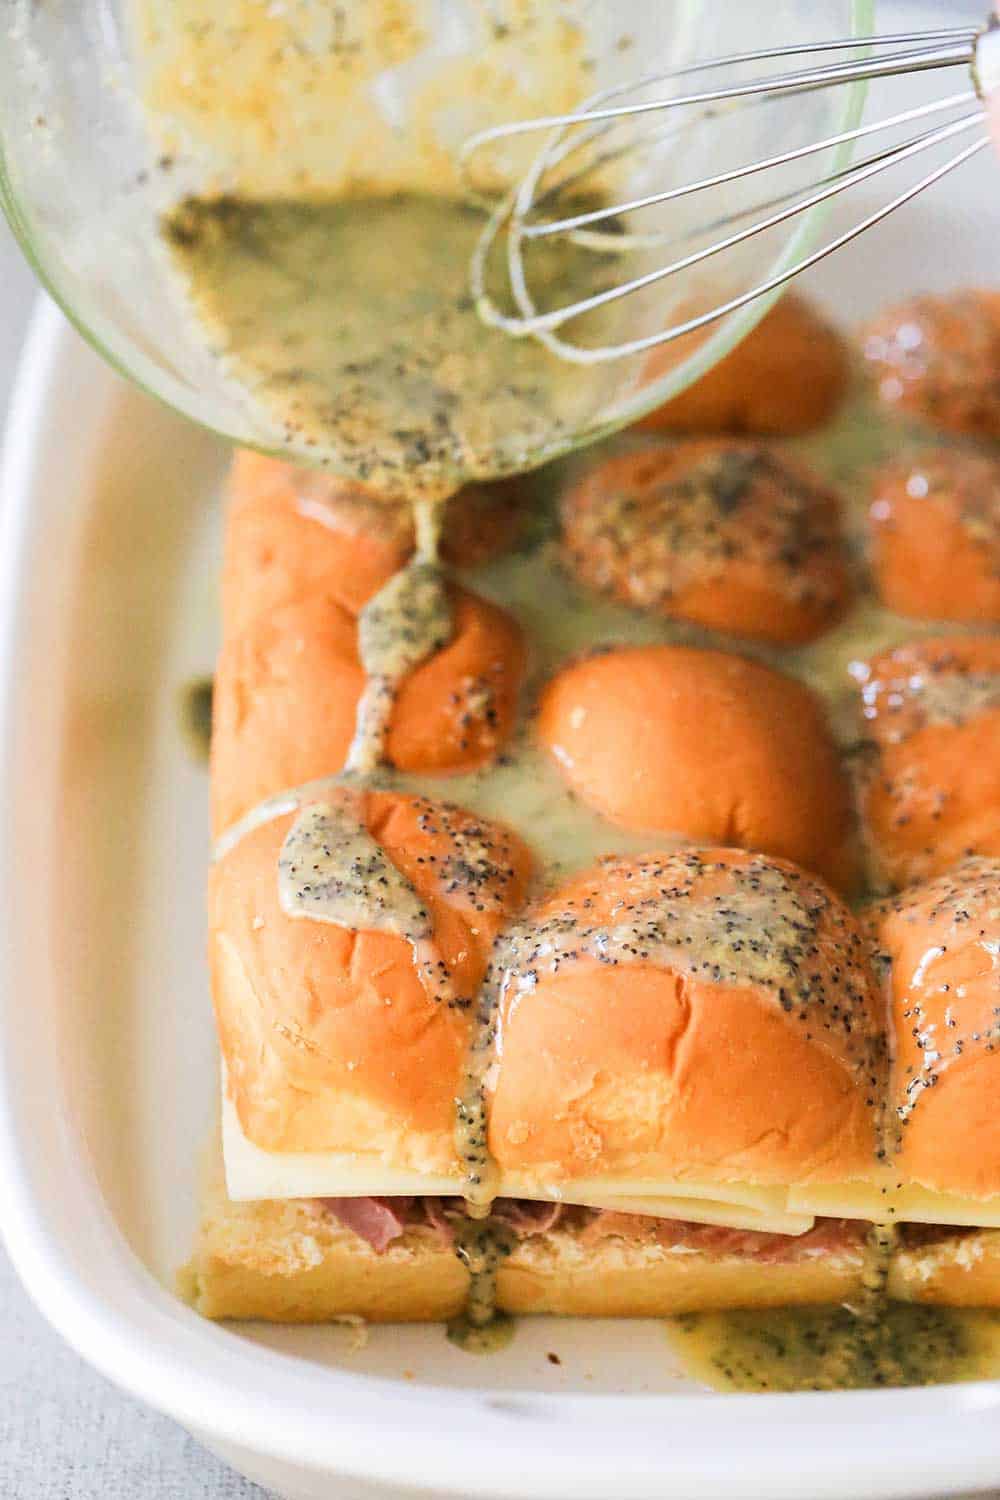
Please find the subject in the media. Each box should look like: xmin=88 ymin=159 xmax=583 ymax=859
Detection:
xmin=419 ymin=1196 xmax=565 ymax=1245
xmin=315 ymin=1194 xmax=870 ymax=1263
xmin=493 ymin=1198 xmax=565 ymax=1236
xmin=420 ymin=1197 xmax=456 ymax=1243
xmin=898 ymin=1223 xmax=977 ymax=1252
xmin=316 ymin=1195 xmax=566 ymax=1252
xmin=579 ymin=1211 xmax=867 ymax=1263
xmin=316 ymin=1196 xmax=414 ymax=1253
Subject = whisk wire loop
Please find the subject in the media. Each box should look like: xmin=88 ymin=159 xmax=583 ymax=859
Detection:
xmin=462 ymin=39 xmax=977 ymax=150
xmin=488 ymin=115 xmax=987 ymax=361
xmin=464 ymin=18 xmax=993 ymax=366
xmin=522 ymin=90 xmax=979 ymax=242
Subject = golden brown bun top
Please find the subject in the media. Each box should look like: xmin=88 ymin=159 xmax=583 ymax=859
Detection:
xmin=558 ymin=439 xmax=851 ymax=646
xmin=488 ymin=848 xmax=883 ymax=1189
xmin=212 ymin=452 xmax=528 ymax=837
xmin=222 ymin=451 xmax=526 ymax=639
xmin=537 ymin=644 xmax=857 ymax=893
xmin=867 ymin=447 xmax=1000 ymax=625
xmin=867 ymin=858 xmax=1000 ymax=1199
xmin=211 ymin=584 xmax=525 ymax=835
xmin=210 ymin=791 xmax=533 ymax=1170
xmin=854 ymin=634 xmax=1000 ymax=890
xmin=861 ymin=290 xmax=1000 ymax=440
xmin=639 ymin=293 xmax=849 ymax=437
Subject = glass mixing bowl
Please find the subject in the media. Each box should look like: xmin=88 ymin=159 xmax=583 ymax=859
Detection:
xmin=0 ymin=0 xmax=871 ymax=491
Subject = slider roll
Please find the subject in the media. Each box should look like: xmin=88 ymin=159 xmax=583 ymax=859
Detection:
xmin=487 ymin=850 xmax=884 ymax=1193
xmin=210 ymin=791 xmax=533 ymax=1173
xmin=869 ymin=858 xmax=1000 ymax=1201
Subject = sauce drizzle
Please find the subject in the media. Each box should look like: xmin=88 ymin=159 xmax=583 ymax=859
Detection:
xmin=346 ymin=498 xmax=452 ymax=774
xmin=264 ymin=488 xmax=511 ymax=1328
xmin=278 ymin=793 xmax=430 ymax=941
xmin=486 ymin=851 xmax=882 ymax=1091
xmin=669 ymin=1298 xmax=1000 ymax=1392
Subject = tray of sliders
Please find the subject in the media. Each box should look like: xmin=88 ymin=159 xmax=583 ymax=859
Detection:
xmin=193 ymin=279 xmax=1000 ymax=1371
xmin=3 ymin=75 xmax=1000 ymax=1500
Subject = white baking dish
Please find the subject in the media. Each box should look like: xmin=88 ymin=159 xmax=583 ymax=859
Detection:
xmin=3 ymin=10 xmax=1000 ymax=1497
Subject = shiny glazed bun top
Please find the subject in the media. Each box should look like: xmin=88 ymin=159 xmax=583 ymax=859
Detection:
xmin=559 ymin=439 xmax=851 ymax=645
xmin=210 ymin=791 xmax=534 ymax=1171
xmin=854 ymin=635 xmax=1000 ymax=891
xmin=639 ymin=293 xmax=849 ymax=437
xmin=537 ymin=644 xmax=857 ymax=893
xmin=222 ymin=451 xmax=527 ymax=638
xmin=487 ymin=848 xmax=884 ymax=1190
xmin=868 ymin=858 xmax=1000 ymax=1200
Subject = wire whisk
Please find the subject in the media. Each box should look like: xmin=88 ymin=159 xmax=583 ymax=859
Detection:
xmin=461 ymin=16 xmax=1000 ymax=365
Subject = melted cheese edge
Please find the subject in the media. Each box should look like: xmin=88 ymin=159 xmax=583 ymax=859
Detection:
xmin=223 ymin=1096 xmax=1000 ymax=1236
xmin=223 ymin=1092 xmax=809 ymax=1235
xmin=789 ymin=1181 xmax=1000 ymax=1230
